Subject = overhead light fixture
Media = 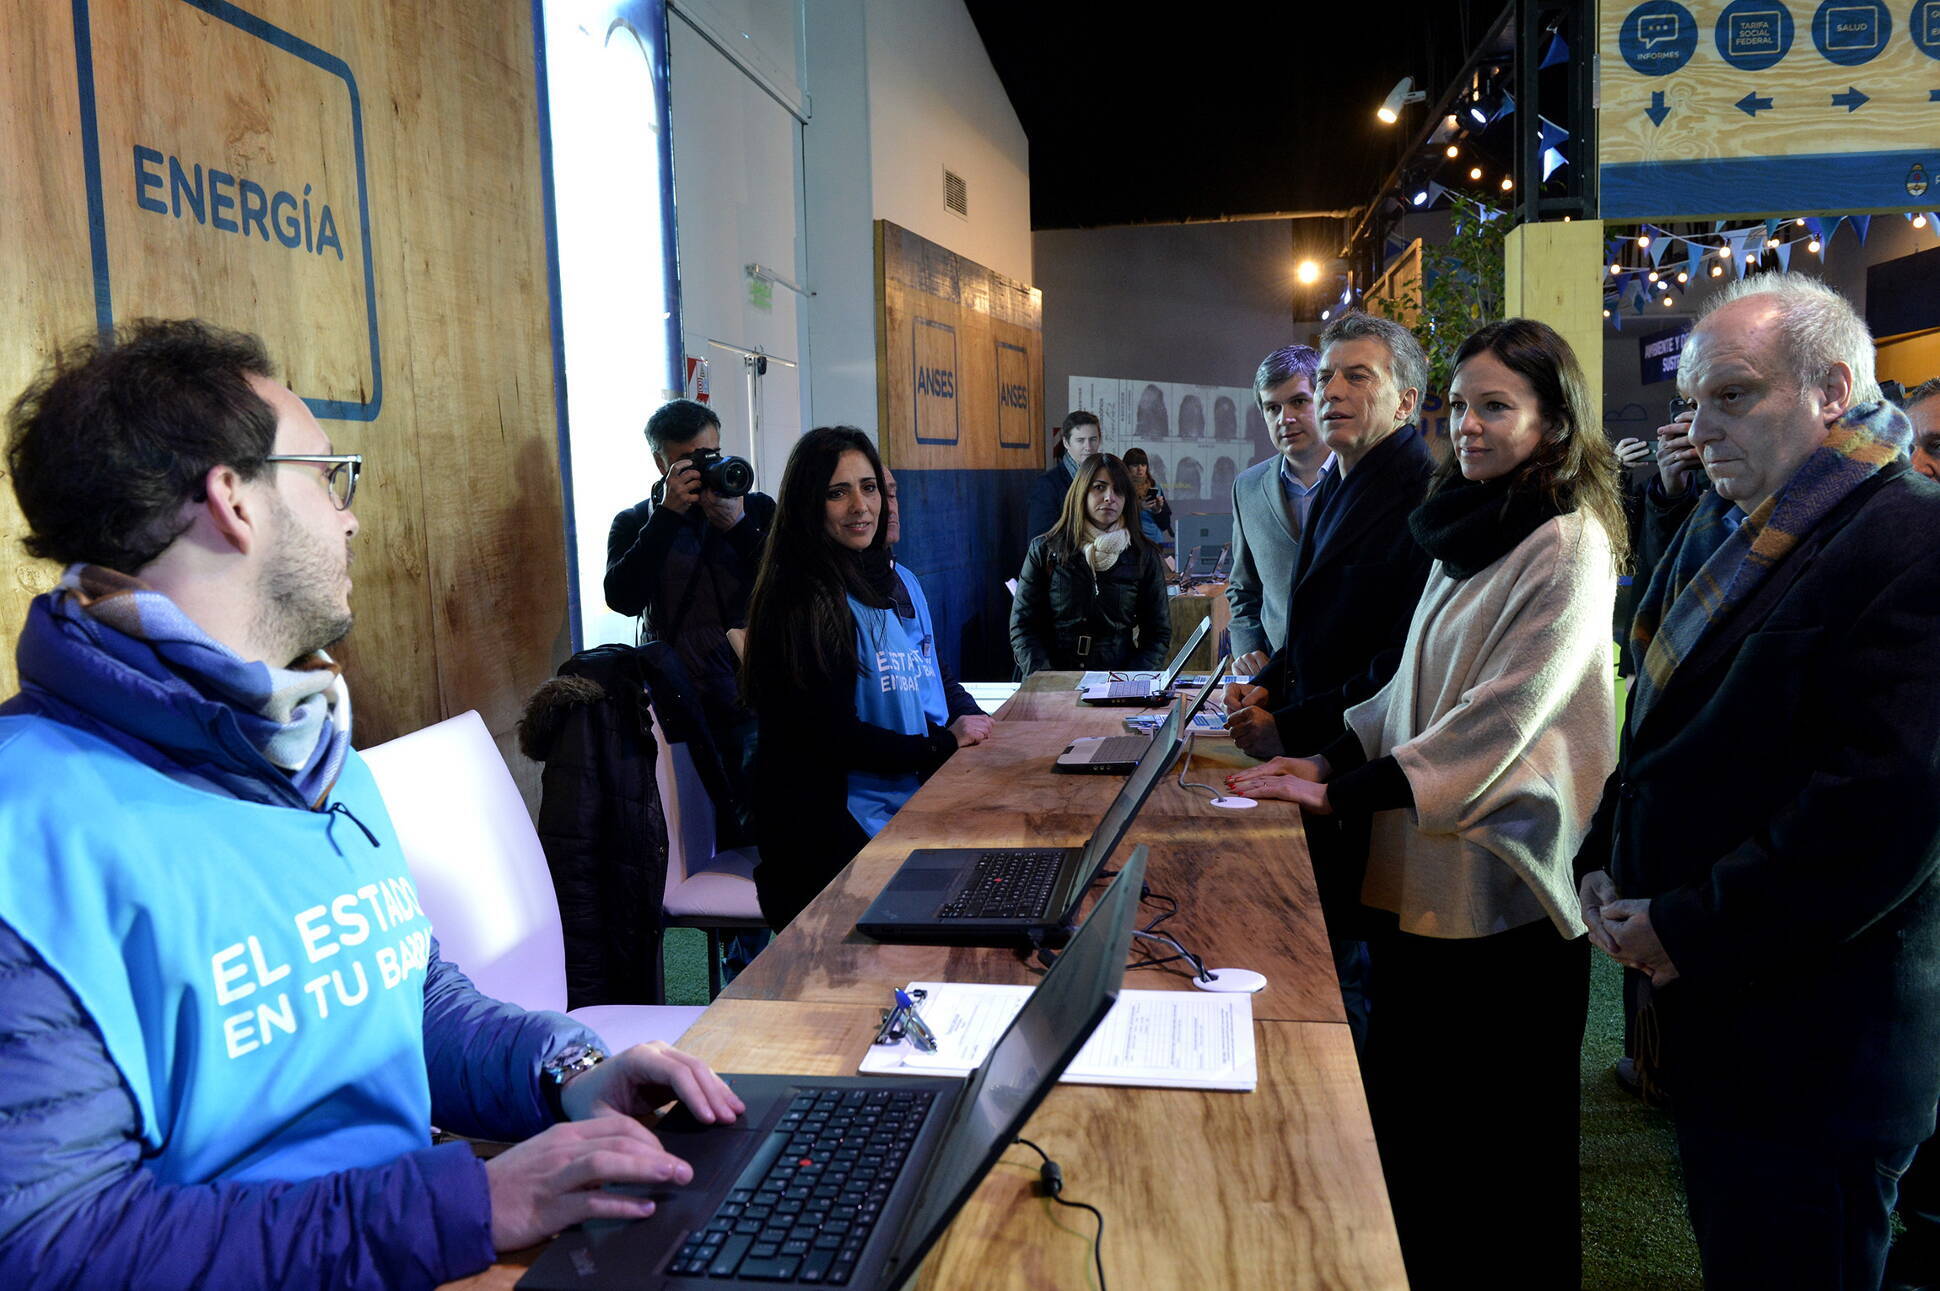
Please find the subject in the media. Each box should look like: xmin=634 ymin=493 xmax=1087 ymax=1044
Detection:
xmin=1295 ymin=259 xmax=1321 ymax=286
xmin=1377 ymin=76 xmax=1424 ymax=124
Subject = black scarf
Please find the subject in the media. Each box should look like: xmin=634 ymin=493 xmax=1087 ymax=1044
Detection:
xmin=1407 ymin=474 xmax=1566 ymax=580
xmin=851 ymin=543 xmax=901 ymax=607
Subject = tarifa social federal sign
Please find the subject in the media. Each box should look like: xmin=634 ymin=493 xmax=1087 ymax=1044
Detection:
xmin=1600 ymin=0 xmax=1940 ymax=218
xmin=73 ymin=0 xmax=381 ymax=419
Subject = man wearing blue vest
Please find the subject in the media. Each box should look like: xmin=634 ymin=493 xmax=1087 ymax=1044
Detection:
xmin=0 ymin=320 xmax=744 ymax=1289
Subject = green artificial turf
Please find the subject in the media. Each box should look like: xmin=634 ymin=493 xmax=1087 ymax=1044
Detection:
xmin=663 ymin=927 xmax=712 ymax=1007
xmin=1581 ymin=951 xmax=1703 ymax=1289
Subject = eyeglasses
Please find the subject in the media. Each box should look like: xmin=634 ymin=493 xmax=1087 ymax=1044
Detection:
xmin=264 ymin=453 xmax=362 ymax=510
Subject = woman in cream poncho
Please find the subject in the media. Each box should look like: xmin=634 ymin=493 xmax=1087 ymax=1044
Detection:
xmin=1229 ymin=318 xmax=1627 ymax=1290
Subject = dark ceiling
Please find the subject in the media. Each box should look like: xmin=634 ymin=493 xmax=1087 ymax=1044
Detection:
xmin=964 ymin=0 xmax=1508 ymax=230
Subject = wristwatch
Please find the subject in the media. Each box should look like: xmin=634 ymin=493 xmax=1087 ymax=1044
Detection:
xmin=540 ymin=1041 xmax=609 ymax=1121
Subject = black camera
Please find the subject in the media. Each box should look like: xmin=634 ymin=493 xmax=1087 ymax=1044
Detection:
xmin=1668 ymin=397 xmax=1696 ymax=419
xmin=686 ymin=447 xmax=754 ymax=498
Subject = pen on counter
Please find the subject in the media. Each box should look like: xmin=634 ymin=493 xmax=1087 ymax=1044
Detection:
xmin=894 ymin=987 xmax=938 ymax=1053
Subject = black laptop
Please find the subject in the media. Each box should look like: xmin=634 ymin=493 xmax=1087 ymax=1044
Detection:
xmin=855 ymin=704 xmax=1180 ymax=946
xmin=1078 ymin=615 xmax=1210 ymax=705
xmin=517 ymin=847 xmax=1149 ymax=1291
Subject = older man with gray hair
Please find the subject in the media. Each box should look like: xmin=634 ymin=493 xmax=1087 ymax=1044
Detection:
xmin=1575 ymin=273 xmax=1940 ymax=1288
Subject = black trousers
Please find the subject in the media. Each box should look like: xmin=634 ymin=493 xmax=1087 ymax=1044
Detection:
xmin=1364 ymin=917 xmax=1590 ymax=1290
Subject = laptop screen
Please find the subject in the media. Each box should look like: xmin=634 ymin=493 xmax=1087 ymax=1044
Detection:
xmin=883 ymin=848 xmax=1147 ymax=1280
xmin=1155 ymin=616 xmax=1211 ymax=690
xmin=1079 ymin=701 xmax=1181 ymax=874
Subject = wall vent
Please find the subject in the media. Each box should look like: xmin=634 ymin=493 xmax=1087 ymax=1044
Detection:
xmin=943 ymin=168 xmax=968 ymax=219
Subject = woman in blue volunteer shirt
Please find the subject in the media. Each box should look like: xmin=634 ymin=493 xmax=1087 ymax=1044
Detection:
xmin=740 ymin=427 xmax=988 ymax=929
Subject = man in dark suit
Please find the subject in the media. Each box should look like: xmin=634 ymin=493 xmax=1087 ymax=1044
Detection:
xmin=1025 ymin=411 xmax=1102 ymax=541
xmin=1227 ymin=344 xmax=1335 ymax=677
xmin=1576 ymin=275 xmax=1940 ymax=1289
xmin=1225 ymin=313 xmax=1434 ymax=762
xmin=1222 ymin=313 xmax=1435 ymax=1046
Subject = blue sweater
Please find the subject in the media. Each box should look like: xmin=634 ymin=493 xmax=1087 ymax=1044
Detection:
xmin=0 ymin=599 xmax=592 ymax=1288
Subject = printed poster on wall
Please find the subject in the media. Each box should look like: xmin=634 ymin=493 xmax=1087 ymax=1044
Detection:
xmin=1066 ymin=376 xmax=1271 ymax=512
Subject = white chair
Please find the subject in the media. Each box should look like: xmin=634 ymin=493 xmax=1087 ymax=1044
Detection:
xmin=361 ymin=710 xmax=705 ymax=1051
xmin=647 ymin=700 xmax=766 ymax=998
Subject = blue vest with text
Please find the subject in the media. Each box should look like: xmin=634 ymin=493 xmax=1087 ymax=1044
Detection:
xmin=845 ymin=565 xmax=949 ymax=836
xmin=0 ymin=717 xmax=434 ymax=1184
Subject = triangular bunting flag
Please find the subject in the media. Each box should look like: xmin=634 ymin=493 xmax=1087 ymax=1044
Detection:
xmin=1804 ymin=217 xmax=1825 ymax=241
xmin=1851 ymin=215 xmax=1871 ymax=244
xmin=1764 ymin=218 xmax=1780 ymax=243
xmin=1540 ymin=34 xmax=1568 ymax=69
xmin=1647 ymin=235 xmax=1671 ymax=267
xmin=1776 ymin=242 xmax=1793 ymax=271
xmin=1542 ymin=147 xmax=1567 ymax=181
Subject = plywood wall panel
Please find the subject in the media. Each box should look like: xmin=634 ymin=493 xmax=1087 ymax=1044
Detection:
xmin=0 ymin=0 xmax=567 ymax=753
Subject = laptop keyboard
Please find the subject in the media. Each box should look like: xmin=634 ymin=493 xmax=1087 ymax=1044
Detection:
xmin=1083 ymin=734 xmax=1151 ymax=764
xmin=1104 ymin=679 xmax=1154 ymax=698
xmin=935 ymin=849 xmax=1065 ymax=921
xmin=667 ymin=1087 xmax=936 ymax=1283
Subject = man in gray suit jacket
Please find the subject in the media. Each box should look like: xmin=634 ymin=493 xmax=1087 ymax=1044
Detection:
xmin=1227 ymin=344 xmax=1335 ymax=676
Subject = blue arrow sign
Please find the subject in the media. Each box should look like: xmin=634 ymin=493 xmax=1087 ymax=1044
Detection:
xmin=1735 ymin=91 xmax=1773 ymax=116
xmin=1831 ymin=86 xmax=1870 ymax=112
xmin=1645 ymin=90 xmax=1671 ymax=126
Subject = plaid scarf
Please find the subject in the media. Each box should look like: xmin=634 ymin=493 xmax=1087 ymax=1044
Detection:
xmin=31 ymin=565 xmax=350 ymax=806
xmin=1628 ymin=400 xmax=1910 ymax=735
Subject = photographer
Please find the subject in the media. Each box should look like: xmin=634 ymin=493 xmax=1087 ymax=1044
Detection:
xmin=605 ymin=399 xmax=774 ymax=778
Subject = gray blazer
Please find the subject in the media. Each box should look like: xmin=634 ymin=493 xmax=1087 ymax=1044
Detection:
xmin=1226 ymin=455 xmax=1305 ymax=658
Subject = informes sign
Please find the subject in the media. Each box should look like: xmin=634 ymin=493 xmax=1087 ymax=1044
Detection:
xmin=1067 ymin=376 xmax=1265 ymax=511
xmin=74 ymin=0 xmax=380 ymax=419
xmin=1639 ymin=324 xmax=1692 ymax=385
xmin=1600 ymin=0 xmax=1940 ymax=218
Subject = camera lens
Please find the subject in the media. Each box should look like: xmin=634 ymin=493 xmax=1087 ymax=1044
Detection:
xmin=703 ymin=453 xmax=754 ymax=498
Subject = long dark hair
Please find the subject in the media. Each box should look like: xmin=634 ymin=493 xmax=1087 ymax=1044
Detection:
xmin=740 ymin=427 xmax=889 ymax=709
xmin=1045 ymin=453 xmax=1156 ymax=562
xmin=1440 ymin=318 xmax=1630 ymax=569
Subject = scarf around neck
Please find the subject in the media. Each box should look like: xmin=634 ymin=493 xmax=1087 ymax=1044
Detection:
xmin=1408 ymin=474 xmax=1566 ymax=580
xmin=1627 ymin=399 xmax=1911 ymax=734
xmin=1081 ymin=522 xmax=1131 ymax=572
xmin=15 ymin=565 xmax=350 ymax=807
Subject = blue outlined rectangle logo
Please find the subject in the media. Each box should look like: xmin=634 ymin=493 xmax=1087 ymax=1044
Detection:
xmin=913 ymin=317 xmax=959 ymax=446
xmin=71 ymin=0 xmax=382 ymax=421
xmin=995 ymin=339 xmax=1032 ymax=449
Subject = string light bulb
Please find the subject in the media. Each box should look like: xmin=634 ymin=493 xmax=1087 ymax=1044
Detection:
xmin=1647 ymin=270 xmax=1660 ymax=283
xmin=1637 ymin=233 xmax=1652 ymax=248
xmin=1710 ymin=263 xmax=1725 ymax=277
xmin=1470 ymin=166 xmax=1483 ymax=181
xmin=1766 ymin=237 xmax=1780 ymax=248
xmin=1500 ymin=175 xmax=1514 ymax=191
xmin=1808 ymin=237 xmax=1823 ymax=253
xmin=1676 ymin=271 xmax=1689 ymax=284
xmin=1662 ymin=293 xmax=1675 ymax=306
xmin=1610 ymin=262 xmax=1623 ymax=275
xmin=1603 ymin=307 xmax=1612 ymax=318
xmin=1795 ymin=218 xmax=1806 ymax=226
xmin=1445 ymin=144 xmax=1460 ymax=159
xmin=1916 ymin=214 xmax=1930 ymax=229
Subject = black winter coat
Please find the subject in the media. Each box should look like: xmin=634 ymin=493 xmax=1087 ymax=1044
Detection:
xmin=1008 ymin=535 xmax=1171 ymax=676
xmin=1575 ymin=464 xmax=1940 ymax=1148
xmin=518 ymin=645 xmax=669 ymax=1008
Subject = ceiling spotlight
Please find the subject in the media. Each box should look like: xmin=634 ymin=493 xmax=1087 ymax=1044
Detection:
xmin=1470 ymin=166 xmax=1484 ymax=181
xmin=1637 ymin=233 xmax=1652 ymax=248
xmin=1445 ymin=144 xmax=1460 ymax=159
xmin=1412 ymin=189 xmax=1430 ymax=207
xmin=1295 ymin=258 xmax=1321 ymax=286
xmin=1320 ymin=308 xmax=1332 ymax=320
xmin=1657 ymin=280 xmax=1670 ymax=291
xmin=1469 ymin=103 xmax=1489 ymax=125
xmin=1499 ymin=175 xmax=1514 ymax=191
xmin=1378 ymin=76 xmax=1425 ymax=124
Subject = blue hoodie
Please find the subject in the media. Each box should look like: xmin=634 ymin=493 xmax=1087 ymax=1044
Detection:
xmin=0 ymin=594 xmax=592 ymax=1289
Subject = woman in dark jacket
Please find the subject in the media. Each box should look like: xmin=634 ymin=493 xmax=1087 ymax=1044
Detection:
xmin=740 ymin=427 xmax=987 ymax=930
xmin=1009 ymin=452 xmax=1171 ymax=676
